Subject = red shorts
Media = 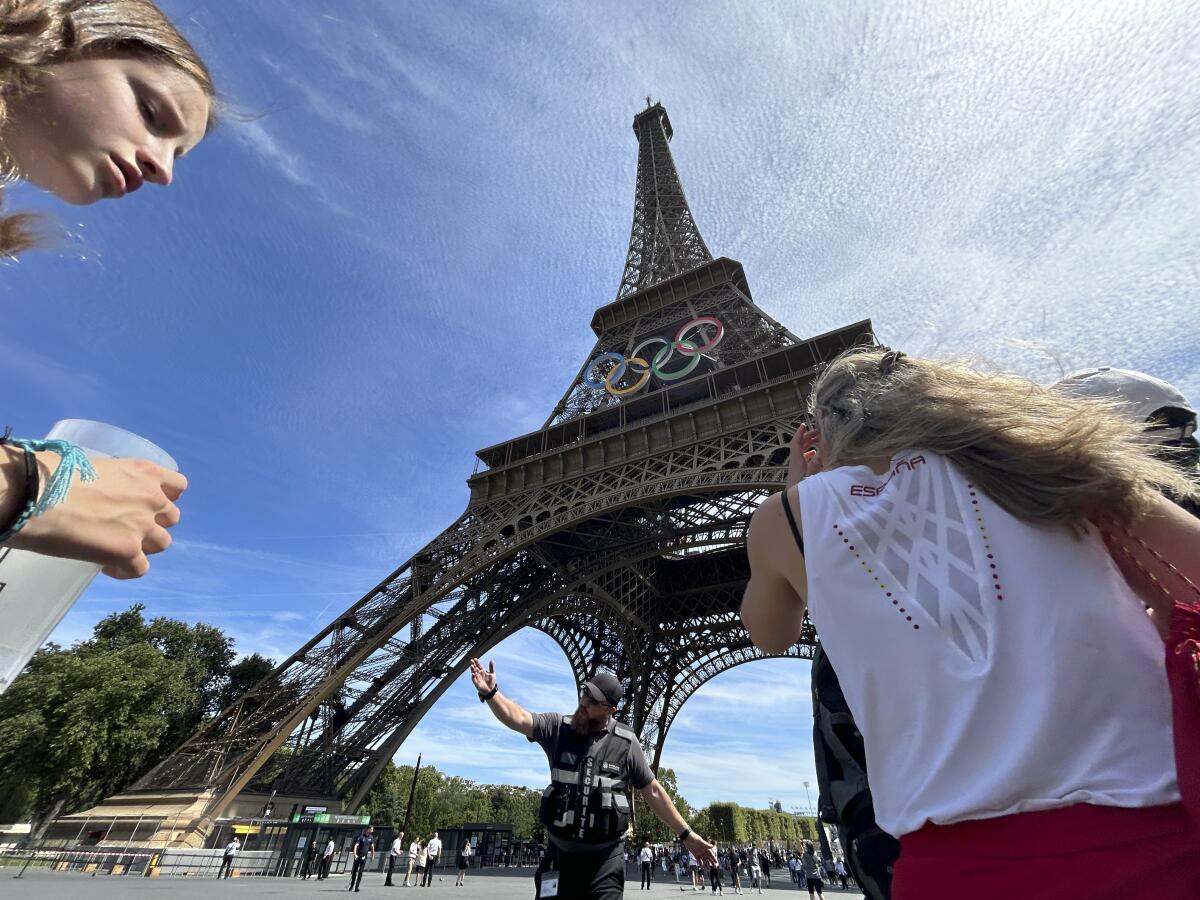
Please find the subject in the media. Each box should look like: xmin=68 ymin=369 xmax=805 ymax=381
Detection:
xmin=893 ymin=801 xmax=1200 ymax=900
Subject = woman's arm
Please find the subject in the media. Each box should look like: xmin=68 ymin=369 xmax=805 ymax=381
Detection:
xmin=0 ymin=443 xmax=186 ymax=579
xmin=741 ymin=492 xmax=808 ymax=653
xmin=1114 ymin=493 xmax=1200 ymax=638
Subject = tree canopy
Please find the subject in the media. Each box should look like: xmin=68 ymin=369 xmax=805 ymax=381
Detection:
xmin=0 ymin=605 xmax=274 ymax=837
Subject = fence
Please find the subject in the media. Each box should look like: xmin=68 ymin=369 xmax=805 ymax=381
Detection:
xmin=0 ymin=846 xmax=279 ymax=878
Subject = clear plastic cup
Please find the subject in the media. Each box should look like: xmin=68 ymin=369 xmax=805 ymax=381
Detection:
xmin=0 ymin=420 xmax=178 ymax=694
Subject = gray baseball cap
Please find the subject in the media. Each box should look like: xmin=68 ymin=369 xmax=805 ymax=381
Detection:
xmin=1054 ymin=366 xmax=1196 ymax=422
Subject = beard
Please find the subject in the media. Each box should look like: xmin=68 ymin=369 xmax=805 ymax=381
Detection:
xmin=572 ymin=704 xmax=607 ymax=734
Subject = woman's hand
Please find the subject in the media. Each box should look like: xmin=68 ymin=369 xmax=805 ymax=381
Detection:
xmin=3 ymin=450 xmax=186 ymax=579
xmin=786 ymin=423 xmax=823 ymax=488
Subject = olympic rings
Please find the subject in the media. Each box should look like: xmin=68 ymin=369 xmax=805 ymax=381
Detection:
xmin=584 ymin=316 xmax=725 ymax=398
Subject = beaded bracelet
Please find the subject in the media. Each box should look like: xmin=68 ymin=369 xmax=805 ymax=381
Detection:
xmin=0 ymin=434 xmax=97 ymax=542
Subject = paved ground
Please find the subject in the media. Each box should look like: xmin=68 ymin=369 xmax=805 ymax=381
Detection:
xmin=0 ymin=867 xmax=862 ymax=899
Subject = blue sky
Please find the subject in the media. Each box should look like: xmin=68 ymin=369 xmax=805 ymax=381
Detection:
xmin=5 ymin=0 xmax=1199 ymax=814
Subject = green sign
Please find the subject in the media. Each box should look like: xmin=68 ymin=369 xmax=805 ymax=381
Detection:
xmin=291 ymin=812 xmax=371 ymax=826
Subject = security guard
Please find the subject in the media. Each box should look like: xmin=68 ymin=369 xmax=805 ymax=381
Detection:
xmin=470 ymin=658 xmax=716 ymax=899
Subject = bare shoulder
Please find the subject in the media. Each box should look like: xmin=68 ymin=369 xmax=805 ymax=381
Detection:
xmin=748 ymin=491 xmax=801 ymax=557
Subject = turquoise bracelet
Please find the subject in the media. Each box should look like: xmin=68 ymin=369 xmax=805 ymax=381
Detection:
xmin=0 ymin=438 xmax=97 ymax=541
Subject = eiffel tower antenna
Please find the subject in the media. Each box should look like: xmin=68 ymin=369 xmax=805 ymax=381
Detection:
xmin=74 ymin=102 xmax=872 ymax=849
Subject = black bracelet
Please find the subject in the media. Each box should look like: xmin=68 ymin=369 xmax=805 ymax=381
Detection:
xmin=478 ymin=685 xmax=498 ymax=703
xmin=0 ymin=437 xmax=39 ymax=542
xmin=677 ymin=828 xmax=691 ymax=842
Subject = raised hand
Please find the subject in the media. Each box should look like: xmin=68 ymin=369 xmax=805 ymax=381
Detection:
xmin=468 ymin=658 xmax=496 ymax=695
xmin=786 ymin=423 xmax=823 ymax=489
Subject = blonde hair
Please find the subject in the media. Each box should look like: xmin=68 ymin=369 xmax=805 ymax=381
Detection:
xmin=0 ymin=0 xmax=215 ymax=256
xmin=809 ymin=346 xmax=1199 ymax=528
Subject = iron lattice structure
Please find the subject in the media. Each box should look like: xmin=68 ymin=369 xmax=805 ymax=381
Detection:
xmin=121 ymin=102 xmax=872 ymax=820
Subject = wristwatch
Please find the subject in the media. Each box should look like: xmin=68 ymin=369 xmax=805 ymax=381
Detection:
xmin=479 ymin=685 xmax=499 ymax=702
xmin=677 ymin=827 xmax=691 ymax=842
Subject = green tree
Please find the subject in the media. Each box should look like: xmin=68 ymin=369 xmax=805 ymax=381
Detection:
xmin=633 ymin=766 xmax=691 ymax=844
xmin=0 ymin=604 xmax=275 ymax=837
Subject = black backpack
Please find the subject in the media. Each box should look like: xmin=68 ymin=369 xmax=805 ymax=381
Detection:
xmin=811 ymin=642 xmax=900 ymax=900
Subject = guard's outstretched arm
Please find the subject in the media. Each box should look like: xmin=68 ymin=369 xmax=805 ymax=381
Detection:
xmin=638 ymin=778 xmax=717 ymax=866
xmin=469 ymin=657 xmax=534 ymax=737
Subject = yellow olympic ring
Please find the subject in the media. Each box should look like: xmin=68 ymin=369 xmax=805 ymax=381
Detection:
xmin=605 ymin=357 xmax=651 ymax=396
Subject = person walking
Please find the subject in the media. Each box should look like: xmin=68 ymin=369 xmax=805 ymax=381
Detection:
xmin=639 ymin=841 xmax=654 ymax=889
xmin=415 ymin=844 xmax=429 ymax=888
xmin=835 ymin=858 xmax=849 ymax=890
xmin=386 ymin=830 xmax=405 ymax=886
xmin=455 ymin=837 xmax=473 ymax=886
xmin=742 ymin=347 xmax=1200 ymax=898
xmin=405 ymin=836 xmax=422 ymax=886
xmin=300 ymin=837 xmax=318 ymax=880
xmin=216 ymin=836 xmax=239 ymax=879
xmin=748 ymin=851 xmax=763 ymax=895
xmin=757 ymin=849 xmax=770 ymax=888
xmin=422 ymin=832 xmax=441 ymax=886
xmin=320 ymin=836 xmax=336 ymax=880
xmin=348 ymin=826 xmax=374 ymax=892
xmin=469 ymin=659 xmax=716 ymax=899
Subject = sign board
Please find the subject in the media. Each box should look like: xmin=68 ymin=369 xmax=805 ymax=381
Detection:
xmin=290 ymin=812 xmax=371 ymax=826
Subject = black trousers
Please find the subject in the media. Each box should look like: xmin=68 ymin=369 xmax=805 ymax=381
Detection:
xmin=217 ymin=856 xmax=234 ymax=878
xmin=386 ymin=855 xmax=398 ymax=884
xmin=422 ymin=858 xmax=437 ymax=886
xmin=640 ymin=861 xmax=652 ymax=888
xmin=535 ymin=843 xmax=624 ymax=900
xmin=300 ymin=856 xmax=315 ymax=878
xmin=349 ymin=857 xmax=366 ymax=890
xmin=320 ymin=856 xmax=332 ymax=879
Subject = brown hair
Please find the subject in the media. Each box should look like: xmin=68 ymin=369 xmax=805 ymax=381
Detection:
xmin=0 ymin=0 xmax=215 ymax=256
xmin=809 ymin=346 xmax=1199 ymax=528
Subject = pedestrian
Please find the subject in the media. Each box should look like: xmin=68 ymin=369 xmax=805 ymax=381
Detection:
xmin=469 ymin=659 xmax=716 ymax=899
xmin=834 ymin=858 xmax=848 ymax=890
xmin=422 ymin=832 xmax=441 ymax=886
xmin=748 ymin=850 xmax=763 ymax=895
xmin=688 ymin=850 xmax=702 ymax=892
xmin=708 ymin=857 xmax=723 ymax=895
xmin=405 ymin=836 xmax=422 ymax=886
xmin=758 ymin=849 xmax=770 ymax=887
xmin=741 ymin=347 xmax=1200 ymax=897
xmin=414 ymin=840 xmax=428 ymax=885
xmin=216 ymin=835 xmax=239 ymax=879
xmin=320 ymin=835 xmax=335 ymax=880
xmin=386 ymin=829 xmax=405 ymax=886
xmin=727 ymin=847 xmax=743 ymax=895
xmin=300 ymin=837 xmax=318 ymax=879
xmin=348 ymin=825 xmax=374 ymax=893
xmin=455 ymin=836 xmax=473 ymax=886
xmin=638 ymin=841 xmax=653 ymax=890
xmin=798 ymin=842 xmax=823 ymax=898
xmin=787 ymin=854 xmax=798 ymax=885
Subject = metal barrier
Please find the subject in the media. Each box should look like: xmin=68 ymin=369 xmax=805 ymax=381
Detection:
xmin=1 ymin=846 xmax=155 ymax=877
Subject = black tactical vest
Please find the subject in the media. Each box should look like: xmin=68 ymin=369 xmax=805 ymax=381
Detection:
xmin=538 ymin=716 xmax=636 ymax=846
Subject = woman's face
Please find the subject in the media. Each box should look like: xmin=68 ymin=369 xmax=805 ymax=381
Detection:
xmin=3 ymin=55 xmax=210 ymax=205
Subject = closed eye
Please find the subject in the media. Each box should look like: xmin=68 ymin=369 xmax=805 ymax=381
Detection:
xmin=138 ymin=96 xmax=158 ymax=128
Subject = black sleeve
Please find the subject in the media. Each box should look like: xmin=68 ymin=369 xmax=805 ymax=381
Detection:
xmin=625 ymin=736 xmax=654 ymax=790
xmin=527 ymin=711 xmax=562 ymax=755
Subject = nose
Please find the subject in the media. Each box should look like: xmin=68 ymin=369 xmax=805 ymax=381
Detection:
xmin=136 ymin=147 xmax=173 ymax=186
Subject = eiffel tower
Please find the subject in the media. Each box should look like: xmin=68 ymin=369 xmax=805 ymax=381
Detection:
xmin=91 ymin=100 xmax=872 ymax=843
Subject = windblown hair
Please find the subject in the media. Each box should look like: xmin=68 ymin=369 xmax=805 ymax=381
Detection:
xmin=0 ymin=0 xmax=214 ymax=257
xmin=809 ymin=346 xmax=1200 ymax=528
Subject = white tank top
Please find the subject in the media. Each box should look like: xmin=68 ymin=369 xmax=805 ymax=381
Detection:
xmin=798 ymin=451 xmax=1179 ymax=837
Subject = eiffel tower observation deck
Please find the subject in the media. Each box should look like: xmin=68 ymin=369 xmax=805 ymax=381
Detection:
xmin=71 ymin=101 xmax=872 ymax=847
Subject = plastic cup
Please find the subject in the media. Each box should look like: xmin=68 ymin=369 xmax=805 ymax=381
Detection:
xmin=0 ymin=420 xmax=178 ymax=693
